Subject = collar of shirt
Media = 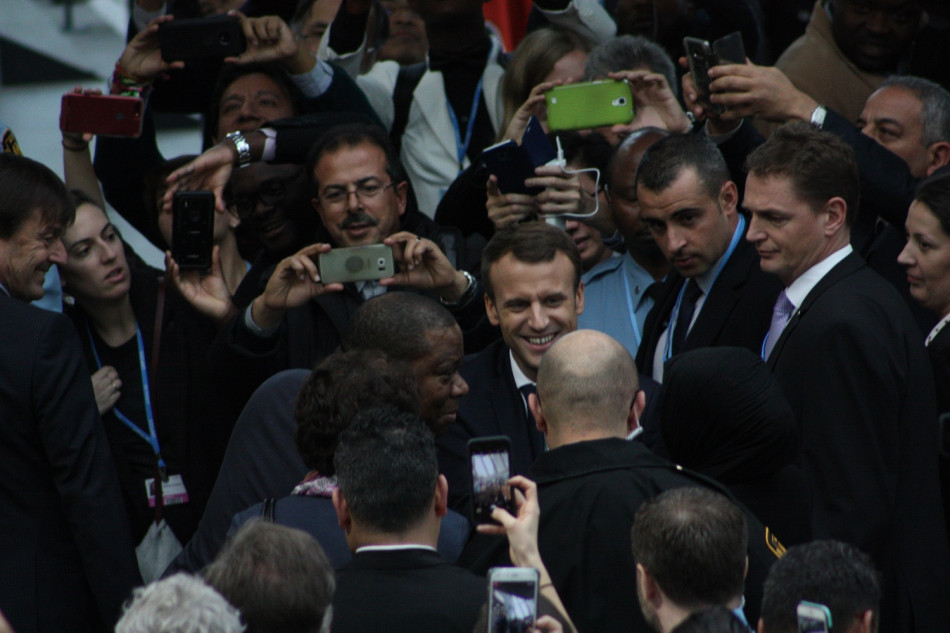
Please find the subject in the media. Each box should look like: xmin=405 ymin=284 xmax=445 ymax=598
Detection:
xmin=355 ymin=280 xmax=387 ymax=301
xmin=509 ymin=350 xmax=534 ymax=391
xmin=355 ymin=544 xmax=438 ymax=554
xmin=694 ymin=217 xmax=745 ymax=296
xmin=0 ymin=282 xmax=9 ymax=297
xmin=785 ymin=245 xmax=853 ymax=309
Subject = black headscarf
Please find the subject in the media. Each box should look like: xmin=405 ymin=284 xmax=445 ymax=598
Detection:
xmin=659 ymin=347 xmax=800 ymax=483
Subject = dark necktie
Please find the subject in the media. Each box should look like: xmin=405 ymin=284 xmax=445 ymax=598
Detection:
xmin=672 ymin=279 xmax=702 ymax=354
xmin=519 ymin=384 xmax=543 ymax=456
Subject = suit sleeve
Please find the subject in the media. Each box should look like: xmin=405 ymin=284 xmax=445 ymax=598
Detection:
xmin=35 ymin=314 xmax=142 ymax=625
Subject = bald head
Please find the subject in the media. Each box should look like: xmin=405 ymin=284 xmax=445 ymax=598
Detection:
xmin=535 ymin=330 xmax=640 ymax=443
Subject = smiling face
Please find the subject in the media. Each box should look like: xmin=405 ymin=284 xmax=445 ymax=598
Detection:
xmin=378 ymin=0 xmax=428 ymax=65
xmin=312 ymin=142 xmax=406 ymax=247
xmin=215 ymin=73 xmax=296 ymax=141
xmin=857 ymin=86 xmax=931 ymax=178
xmin=411 ymin=325 xmax=469 ymax=434
xmin=0 ymin=207 xmax=67 ymax=301
xmin=230 ymin=163 xmax=306 ymax=254
xmin=898 ymin=200 xmax=950 ymax=316
xmin=744 ymin=174 xmax=847 ymax=287
xmin=637 ymin=167 xmax=737 ymax=278
xmin=59 ymin=203 xmax=131 ymax=304
xmin=485 ymin=252 xmax=584 ymax=382
xmin=830 ymin=0 xmax=922 ymax=72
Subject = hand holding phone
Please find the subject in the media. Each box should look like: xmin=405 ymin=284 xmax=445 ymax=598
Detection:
xmin=172 ymin=191 xmax=215 ymax=271
xmin=684 ymin=31 xmax=746 ymax=115
xmin=545 ymin=80 xmax=634 ymax=131
xmin=159 ymin=15 xmax=247 ymax=62
xmin=60 ymin=93 xmax=144 ymax=138
xmin=317 ymin=244 xmax=395 ymax=284
xmin=488 ymin=567 xmax=539 ymax=633
xmin=469 ymin=436 xmax=516 ymax=524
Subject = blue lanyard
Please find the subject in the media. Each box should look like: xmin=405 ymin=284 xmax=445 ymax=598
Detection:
xmin=86 ymin=322 xmax=165 ymax=475
xmin=446 ymin=78 xmax=483 ymax=174
xmin=663 ymin=214 xmax=747 ymax=361
xmin=620 ymin=263 xmax=643 ymax=347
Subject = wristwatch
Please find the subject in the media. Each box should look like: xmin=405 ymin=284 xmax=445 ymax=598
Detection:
xmin=225 ymin=131 xmax=252 ymax=169
xmin=440 ymin=270 xmax=477 ymax=309
xmin=810 ymin=105 xmax=827 ymax=129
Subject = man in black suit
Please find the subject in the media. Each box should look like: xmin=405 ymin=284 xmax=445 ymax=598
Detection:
xmin=330 ymin=406 xmax=485 ymax=633
xmin=0 ymin=154 xmax=141 ymax=633
xmin=744 ymin=122 xmax=950 ymax=633
xmin=634 ymin=133 xmax=781 ymax=381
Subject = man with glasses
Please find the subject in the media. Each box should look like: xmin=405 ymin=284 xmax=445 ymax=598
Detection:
xmin=211 ymin=123 xmax=487 ymax=416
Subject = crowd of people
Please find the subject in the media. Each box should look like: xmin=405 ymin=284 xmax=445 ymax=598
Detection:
xmin=2 ymin=0 xmax=950 ymax=632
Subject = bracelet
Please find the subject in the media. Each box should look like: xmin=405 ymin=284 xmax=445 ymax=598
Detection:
xmin=111 ymin=62 xmax=151 ymax=97
xmin=226 ymin=131 xmax=252 ymax=169
xmin=539 ymin=583 xmax=554 ymax=590
xmin=440 ymin=270 xmax=476 ymax=309
xmin=62 ymin=139 xmax=89 ymax=152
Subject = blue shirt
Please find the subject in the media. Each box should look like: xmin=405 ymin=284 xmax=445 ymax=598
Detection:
xmin=579 ymin=253 xmax=656 ymax=359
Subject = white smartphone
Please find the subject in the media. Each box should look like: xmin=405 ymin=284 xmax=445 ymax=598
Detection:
xmin=317 ymin=244 xmax=395 ymax=284
xmin=797 ymin=601 xmax=832 ymax=633
xmin=487 ymin=567 xmax=539 ymax=633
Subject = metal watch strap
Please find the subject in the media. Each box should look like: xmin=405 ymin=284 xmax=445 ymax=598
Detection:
xmin=810 ymin=105 xmax=827 ymax=129
xmin=226 ymin=131 xmax=252 ymax=169
xmin=440 ymin=270 xmax=476 ymax=309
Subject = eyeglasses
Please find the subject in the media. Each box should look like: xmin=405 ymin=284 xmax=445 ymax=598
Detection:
xmin=318 ymin=179 xmax=397 ymax=207
xmin=233 ymin=175 xmax=298 ymax=218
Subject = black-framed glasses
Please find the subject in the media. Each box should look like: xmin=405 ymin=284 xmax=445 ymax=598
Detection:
xmin=318 ymin=179 xmax=397 ymax=207
xmin=233 ymin=175 xmax=298 ymax=218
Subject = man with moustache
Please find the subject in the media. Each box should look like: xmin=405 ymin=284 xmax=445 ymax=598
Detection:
xmin=580 ymin=128 xmax=670 ymax=359
xmin=634 ymin=133 xmax=781 ymax=381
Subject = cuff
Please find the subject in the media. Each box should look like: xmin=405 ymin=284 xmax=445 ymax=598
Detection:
xmin=292 ymin=59 xmax=334 ymax=98
xmin=243 ymin=304 xmax=281 ymax=338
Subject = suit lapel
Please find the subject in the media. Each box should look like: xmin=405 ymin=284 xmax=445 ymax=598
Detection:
xmin=685 ymin=240 xmax=754 ymax=349
xmin=636 ymin=273 xmax=683 ymax=373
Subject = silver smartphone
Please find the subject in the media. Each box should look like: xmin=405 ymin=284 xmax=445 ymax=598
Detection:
xmin=318 ymin=244 xmax=395 ymax=284
xmin=797 ymin=601 xmax=832 ymax=633
xmin=487 ymin=567 xmax=539 ymax=633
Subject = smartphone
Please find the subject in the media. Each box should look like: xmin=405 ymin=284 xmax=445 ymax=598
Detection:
xmin=318 ymin=244 xmax=395 ymax=284
xmin=468 ymin=436 xmax=515 ymax=524
xmin=60 ymin=93 xmax=144 ymax=138
xmin=684 ymin=31 xmax=746 ymax=115
xmin=172 ymin=191 xmax=215 ymax=271
xmin=797 ymin=601 xmax=832 ymax=633
xmin=159 ymin=15 xmax=247 ymax=62
xmin=487 ymin=567 xmax=539 ymax=633
xmin=545 ymin=80 xmax=634 ymax=131
xmin=482 ymin=141 xmax=538 ymax=195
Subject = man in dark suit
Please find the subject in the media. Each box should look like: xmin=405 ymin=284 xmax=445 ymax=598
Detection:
xmin=330 ymin=406 xmax=485 ymax=633
xmin=0 ymin=154 xmax=141 ymax=633
xmin=634 ymin=133 xmax=781 ymax=381
xmin=744 ymin=122 xmax=950 ymax=633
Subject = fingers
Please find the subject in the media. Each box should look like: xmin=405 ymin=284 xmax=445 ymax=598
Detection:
xmin=384 ymin=231 xmax=432 ymax=271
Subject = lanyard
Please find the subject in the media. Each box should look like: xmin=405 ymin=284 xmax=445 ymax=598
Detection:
xmin=926 ymin=312 xmax=950 ymax=347
xmin=87 ymin=322 xmax=165 ymax=477
xmin=620 ymin=263 xmax=643 ymax=347
xmin=446 ymin=78 xmax=483 ymax=174
xmin=663 ymin=214 xmax=747 ymax=361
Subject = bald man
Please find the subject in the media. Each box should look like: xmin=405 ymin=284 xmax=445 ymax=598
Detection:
xmin=518 ymin=330 xmax=780 ymax=633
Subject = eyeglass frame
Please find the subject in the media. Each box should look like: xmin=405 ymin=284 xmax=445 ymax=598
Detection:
xmin=316 ymin=177 xmax=400 ymax=208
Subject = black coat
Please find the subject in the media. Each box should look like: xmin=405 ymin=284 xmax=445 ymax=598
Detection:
xmin=768 ymin=253 xmax=950 ymax=633
xmin=0 ymin=293 xmax=141 ymax=633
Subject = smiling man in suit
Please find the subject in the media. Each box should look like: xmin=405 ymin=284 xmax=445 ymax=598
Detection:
xmin=744 ymin=121 xmax=950 ymax=633
xmin=634 ymin=133 xmax=781 ymax=381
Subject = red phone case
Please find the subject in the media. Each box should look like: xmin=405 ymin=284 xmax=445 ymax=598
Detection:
xmin=60 ymin=94 xmax=144 ymax=138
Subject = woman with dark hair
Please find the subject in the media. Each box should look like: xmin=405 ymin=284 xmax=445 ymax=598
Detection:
xmin=660 ymin=346 xmax=812 ymax=545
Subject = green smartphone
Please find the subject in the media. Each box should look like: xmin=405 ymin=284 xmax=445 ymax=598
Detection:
xmin=545 ymin=80 xmax=634 ymax=131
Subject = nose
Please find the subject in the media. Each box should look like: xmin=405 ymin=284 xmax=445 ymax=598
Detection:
xmin=452 ymin=374 xmax=469 ymax=398
xmin=896 ymin=240 xmax=914 ymax=267
xmin=238 ymin=99 xmax=259 ymax=122
xmin=746 ymin=214 xmax=763 ymax=243
xmin=100 ymin=238 xmax=119 ymax=263
xmin=865 ymin=10 xmax=890 ymax=35
xmin=666 ymin=225 xmax=688 ymax=253
xmin=345 ymin=188 xmax=363 ymax=213
xmin=527 ymin=301 xmax=550 ymax=331
xmin=49 ymin=239 xmax=67 ymax=265
xmin=565 ymin=219 xmax=580 ymax=232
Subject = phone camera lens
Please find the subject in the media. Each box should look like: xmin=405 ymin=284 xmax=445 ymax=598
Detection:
xmin=188 ymin=209 xmax=202 ymax=224
xmin=219 ymin=32 xmax=231 ymax=45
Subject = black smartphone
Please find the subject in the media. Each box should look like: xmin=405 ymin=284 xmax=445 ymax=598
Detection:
xmin=173 ymin=191 xmax=215 ymax=271
xmin=159 ymin=15 xmax=247 ymax=62
xmin=684 ymin=31 xmax=745 ymax=115
xmin=468 ymin=436 xmax=515 ymax=524
xmin=60 ymin=93 xmax=144 ymax=138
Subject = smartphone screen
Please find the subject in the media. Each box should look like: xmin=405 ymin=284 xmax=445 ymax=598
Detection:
xmin=469 ymin=437 xmax=513 ymax=524
xmin=797 ymin=602 xmax=831 ymax=633
xmin=488 ymin=573 xmax=539 ymax=633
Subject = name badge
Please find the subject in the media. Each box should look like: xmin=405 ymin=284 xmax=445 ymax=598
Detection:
xmin=145 ymin=474 xmax=189 ymax=508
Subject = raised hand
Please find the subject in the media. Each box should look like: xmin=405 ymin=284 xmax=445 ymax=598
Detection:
xmin=250 ymin=243 xmax=343 ymax=329
xmin=381 ymin=231 xmax=470 ymax=301
xmin=487 ymin=175 xmax=538 ymax=231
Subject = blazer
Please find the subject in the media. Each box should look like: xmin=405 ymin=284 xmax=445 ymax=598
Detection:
xmin=0 ymin=293 xmax=140 ymax=633
xmin=332 ymin=549 xmax=485 ymax=633
xmin=768 ymin=253 xmax=950 ymax=633
xmin=636 ymin=237 xmax=782 ymax=377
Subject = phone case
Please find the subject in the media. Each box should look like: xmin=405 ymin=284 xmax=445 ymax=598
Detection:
xmin=172 ymin=191 xmax=215 ymax=271
xmin=159 ymin=15 xmax=247 ymax=62
xmin=482 ymin=141 xmax=539 ymax=195
xmin=545 ymin=80 xmax=634 ymax=131
xmin=318 ymin=244 xmax=395 ymax=284
xmin=60 ymin=94 xmax=144 ymax=138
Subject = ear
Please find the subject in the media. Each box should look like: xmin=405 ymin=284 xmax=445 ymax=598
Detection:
xmin=636 ymin=563 xmax=661 ymax=605
xmin=485 ymin=291 xmax=500 ymax=327
xmin=529 ymin=392 xmax=547 ymax=434
xmin=575 ymin=279 xmax=585 ymax=316
xmin=226 ymin=206 xmax=241 ymax=229
xmin=395 ymin=181 xmax=408 ymax=217
xmin=855 ymin=609 xmax=876 ymax=633
xmin=756 ymin=618 xmax=765 ymax=633
xmin=434 ymin=474 xmax=448 ymax=518
xmin=743 ymin=555 xmax=749 ymax=581
xmin=719 ymin=180 xmax=739 ymax=216
xmin=332 ymin=488 xmax=352 ymax=532
xmin=926 ymin=141 xmax=950 ymax=176
xmin=822 ymin=196 xmax=848 ymax=236
xmin=628 ymin=389 xmax=646 ymax=434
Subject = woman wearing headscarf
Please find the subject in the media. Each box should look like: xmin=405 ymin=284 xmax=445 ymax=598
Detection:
xmin=660 ymin=346 xmax=811 ymax=545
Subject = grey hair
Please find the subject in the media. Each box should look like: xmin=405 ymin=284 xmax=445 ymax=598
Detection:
xmin=584 ymin=35 xmax=678 ymax=97
xmin=880 ymin=75 xmax=950 ymax=146
xmin=116 ymin=573 xmax=245 ymax=633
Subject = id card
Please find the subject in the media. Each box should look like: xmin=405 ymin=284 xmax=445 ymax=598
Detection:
xmin=145 ymin=474 xmax=190 ymax=508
